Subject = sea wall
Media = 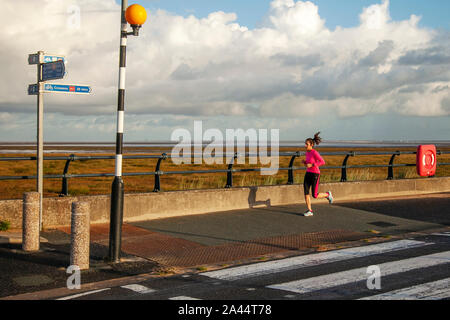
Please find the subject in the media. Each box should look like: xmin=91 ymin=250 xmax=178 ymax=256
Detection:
xmin=0 ymin=177 xmax=449 ymax=229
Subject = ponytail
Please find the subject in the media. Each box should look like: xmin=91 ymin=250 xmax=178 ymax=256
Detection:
xmin=313 ymin=131 xmax=322 ymax=146
xmin=305 ymin=131 xmax=322 ymax=147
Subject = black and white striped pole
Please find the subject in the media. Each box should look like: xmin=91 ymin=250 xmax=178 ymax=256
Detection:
xmin=109 ymin=1 xmax=147 ymax=263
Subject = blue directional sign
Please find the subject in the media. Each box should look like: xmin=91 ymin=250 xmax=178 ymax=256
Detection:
xmin=41 ymin=60 xmax=66 ymax=81
xmin=43 ymin=55 xmax=65 ymax=63
xmin=43 ymin=84 xmax=92 ymax=94
xmin=28 ymin=53 xmax=65 ymax=65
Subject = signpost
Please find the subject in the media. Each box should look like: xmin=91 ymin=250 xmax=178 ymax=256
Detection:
xmin=27 ymin=51 xmax=91 ymax=231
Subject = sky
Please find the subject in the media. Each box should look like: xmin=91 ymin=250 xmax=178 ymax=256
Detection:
xmin=0 ymin=0 xmax=449 ymax=142
xmin=141 ymin=0 xmax=450 ymax=30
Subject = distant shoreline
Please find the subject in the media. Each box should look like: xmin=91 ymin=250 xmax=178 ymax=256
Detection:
xmin=1 ymin=140 xmax=449 ymax=147
xmin=1 ymin=140 xmax=449 ymax=154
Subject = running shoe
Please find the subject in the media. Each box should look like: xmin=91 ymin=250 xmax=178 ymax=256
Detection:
xmin=303 ymin=210 xmax=314 ymax=217
xmin=327 ymin=191 xmax=333 ymax=204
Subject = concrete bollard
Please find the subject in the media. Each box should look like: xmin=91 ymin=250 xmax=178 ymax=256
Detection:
xmin=70 ymin=202 xmax=90 ymax=270
xmin=22 ymin=192 xmax=40 ymax=252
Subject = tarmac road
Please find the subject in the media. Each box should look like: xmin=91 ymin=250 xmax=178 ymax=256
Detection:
xmin=51 ymin=232 xmax=450 ymax=301
xmin=1 ymin=192 xmax=449 ymax=300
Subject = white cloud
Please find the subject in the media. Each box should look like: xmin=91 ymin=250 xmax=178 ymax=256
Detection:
xmin=360 ymin=0 xmax=391 ymax=30
xmin=0 ymin=0 xmax=449 ymax=142
xmin=268 ymin=0 xmax=327 ymax=37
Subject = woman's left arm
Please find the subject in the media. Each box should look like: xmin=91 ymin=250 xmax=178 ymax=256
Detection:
xmin=313 ymin=150 xmax=325 ymax=167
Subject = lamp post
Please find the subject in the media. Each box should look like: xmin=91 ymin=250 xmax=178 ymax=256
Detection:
xmin=109 ymin=1 xmax=147 ymax=263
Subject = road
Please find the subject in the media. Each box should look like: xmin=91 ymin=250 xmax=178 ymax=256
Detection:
xmin=55 ymin=231 xmax=450 ymax=301
xmin=1 ymin=192 xmax=449 ymax=303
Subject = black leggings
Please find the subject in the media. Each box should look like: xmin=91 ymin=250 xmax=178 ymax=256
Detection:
xmin=304 ymin=172 xmax=320 ymax=198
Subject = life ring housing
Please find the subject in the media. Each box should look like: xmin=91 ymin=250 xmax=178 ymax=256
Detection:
xmin=416 ymin=145 xmax=437 ymax=177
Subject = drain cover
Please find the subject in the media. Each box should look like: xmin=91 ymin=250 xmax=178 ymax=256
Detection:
xmin=127 ymin=230 xmax=367 ymax=268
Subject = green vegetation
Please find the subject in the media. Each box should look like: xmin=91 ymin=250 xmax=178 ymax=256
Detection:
xmin=0 ymin=146 xmax=448 ymax=200
xmin=0 ymin=220 xmax=10 ymax=231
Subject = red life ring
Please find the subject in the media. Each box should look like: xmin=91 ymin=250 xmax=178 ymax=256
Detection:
xmin=416 ymin=145 xmax=436 ymax=177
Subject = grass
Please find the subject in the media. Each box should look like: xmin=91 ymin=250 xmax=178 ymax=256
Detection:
xmin=196 ymin=266 xmax=208 ymax=272
xmin=0 ymin=220 xmax=10 ymax=231
xmin=0 ymin=146 xmax=449 ymax=200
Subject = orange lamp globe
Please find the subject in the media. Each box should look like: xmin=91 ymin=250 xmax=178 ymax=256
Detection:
xmin=125 ymin=4 xmax=147 ymax=26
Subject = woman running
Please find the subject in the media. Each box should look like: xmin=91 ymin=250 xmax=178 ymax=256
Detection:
xmin=302 ymin=132 xmax=333 ymax=216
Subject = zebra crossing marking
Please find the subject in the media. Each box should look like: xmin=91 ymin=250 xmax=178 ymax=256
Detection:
xmin=169 ymin=296 xmax=202 ymax=300
xmin=432 ymin=233 xmax=450 ymax=237
xmin=360 ymin=277 xmax=450 ymax=300
xmin=267 ymin=251 xmax=450 ymax=295
xmin=120 ymin=284 xmax=155 ymax=294
xmin=56 ymin=288 xmax=111 ymax=300
xmin=202 ymin=240 xmax=429 ymax=281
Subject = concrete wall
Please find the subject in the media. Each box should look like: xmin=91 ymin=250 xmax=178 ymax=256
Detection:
xmin=1 ymin=177 xmax=449 ymax=229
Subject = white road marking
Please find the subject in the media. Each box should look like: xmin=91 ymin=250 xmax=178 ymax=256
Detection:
xmin=360 ymin=278 xmax=450 ymax=300
xmin=120 ymin=284 xmax=155 ymax=294
xmin=56 ymin=288 xmax=111 ymax=300
xmin=267 ymin=251 xmax=450 ymax=294
xmin=432 ymin=233 xmax=450 ymax=237
xmin=169 ymin=296 xmax=201 ymax=300
xmin=201 ymin=240 xmax=429 ymax=281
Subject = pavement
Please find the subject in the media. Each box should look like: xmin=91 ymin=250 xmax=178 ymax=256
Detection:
xmin=0 ymin=191 xmax=449 ymax=299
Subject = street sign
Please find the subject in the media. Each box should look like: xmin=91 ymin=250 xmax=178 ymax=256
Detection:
xmin=28 ymin=51 xmax=87 ymax=232
xmin=41 ymin=60 xmax=66 ymax=81
xmin=29 ymin=53 xmax=65 ymax=65
xmin=43 ymin=83 xmax=92 ymax=94
xmin=28 ymin=84 xmax=39 ymax=95
xmin=28 ymin=54 xmax=39 ymax=65
xmin=43 ymin=55 xmax=65 ymax=63
xmin=28 ymin=54 xmax=65 ymax=65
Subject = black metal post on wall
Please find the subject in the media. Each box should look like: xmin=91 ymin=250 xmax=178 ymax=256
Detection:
xmin=153 ymin=153 xmax=167 ymax=192
xmin=225 ymin=153 xmax=238 ymax=188
xmin=288 ymin=151 xmax=300 ymax=185
xmin=59 ymin=154 xmax=76 ymax=196
xmin=341 ymin=152 xmax=354 ymax=182
xmin=387 ymin=151 xmax=400 ymax=180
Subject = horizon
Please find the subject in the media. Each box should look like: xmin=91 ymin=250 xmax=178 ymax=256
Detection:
xmin=1 ymin=139 xmax=450 ymax=144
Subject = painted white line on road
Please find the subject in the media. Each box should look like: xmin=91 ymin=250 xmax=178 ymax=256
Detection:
xmin=169 ymin=296 xmax=201 ymax=300
xmin=56 ymin=288 xmax=111 ymax=300
xmin=121 ymin=284 xmax=155 ymax=294
xmin=202 ymin=240 xmax=429 ymax=281
xmin=360 ymin=278 xmax=450 ymax=300
xmin=267 ymin=251 xmax=450 ymax=295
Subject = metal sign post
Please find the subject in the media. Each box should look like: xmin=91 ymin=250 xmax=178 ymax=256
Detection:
xmin=109 ymin=1 xmax=147 ymax=263
xmin=37 ymin=51 xmax=44 ymax=231
xmin=28 ymin=51 xmax=91 ymax=231
xmin=109 ymin=0 xmax=128 ymax=264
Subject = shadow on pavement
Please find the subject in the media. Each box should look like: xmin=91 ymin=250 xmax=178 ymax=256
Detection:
xmin=0 ymin=230 xmax=161 ymax=298
xmin=335 ymin=193 xmax=450 ymax=226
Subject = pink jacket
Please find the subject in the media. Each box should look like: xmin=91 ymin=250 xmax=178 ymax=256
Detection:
xmin=303 ymin=149 xmax=325 ymax=174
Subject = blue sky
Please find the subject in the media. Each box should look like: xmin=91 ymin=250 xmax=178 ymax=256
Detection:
xmin=0 ymin=0 xmax=449 ymax=142
xmin=139 ymin=0 xmax=450 ymax=30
